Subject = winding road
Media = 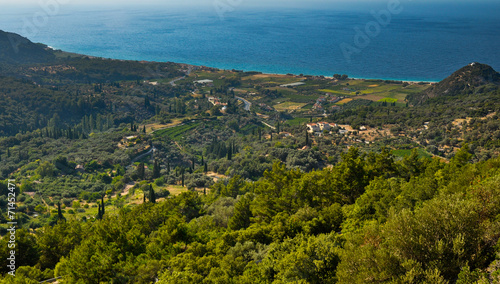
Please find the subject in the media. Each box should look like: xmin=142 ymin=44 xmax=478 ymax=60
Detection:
xmin=127 ymin=146 xmax=156 ymax=169
xmin=235 ymin=96 xmax=252 ymax=111
xmin=168 ymin=65 xmax=194 ymax=86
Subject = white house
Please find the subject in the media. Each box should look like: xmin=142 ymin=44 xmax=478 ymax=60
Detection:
xmin=195 ymin=79 xmax=214 ymax=84
xmin=307 ymin=123 xmax=320 ymax=133
xmin=307 ymin=122 xmax=338 ymax=133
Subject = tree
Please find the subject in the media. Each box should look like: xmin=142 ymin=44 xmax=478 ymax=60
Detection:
xmin=57 ymin=202 xmax=64 ymax=221
xmin=36 ymin=161 xmax=55 ymax=177
xmin=97 ymin=202 xmax=102 ymax=220
xmin=152 ymin=159 xmax=160 ymax=179
xmin=137 ymin=162 xmax=145 ymax=180
xmin=181 ymin=169 xmax=185 ymax=187
xmin=101 ymin=195 xmax=105 ymax=216
xmin=336 ymin=147 xmax=368 ymax=203
xmin=37 ymin=221 xmax=83 ymax=270
xmin=228 ymin=195 xmax=253 ymax=230
xmin=149 ymin=184 xmax=156 ymax=203
xmin=452 ymin=143 xmax=472 ymax=167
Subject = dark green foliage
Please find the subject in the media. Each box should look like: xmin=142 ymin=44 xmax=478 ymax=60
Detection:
xmin=137 ymin=162 xmax=145 ymax=180
xmin=57 ymin=202 xmax=64 ymax=221
xmin=0 ymin=30 xmax=56 ymax=64
xmin=152 ymin=159 xmax=160 ymax=179
xmin=1 ymin=35 xmax=500 ymax=283
xmin=149 ymin=184 xmax=156 ymax=204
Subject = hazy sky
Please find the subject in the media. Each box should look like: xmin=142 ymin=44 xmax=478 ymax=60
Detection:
xmin=2 ymin=0 xmax=498 ymax=17
xmin=2 ymin=0 xmax=497 ymax=5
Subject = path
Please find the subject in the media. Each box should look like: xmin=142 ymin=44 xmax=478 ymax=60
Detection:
xmin=235 ymin=96 xmax=252 ymax=111
xmin=127 ymin=146 xmax=156 ymax=169
xmin=168 ymin=65 xmax=194 ymax=86
xmin=261 ymin=121 xmax=276 ymax=130
xmin=174 ymin=141 xmax=183 ymax=152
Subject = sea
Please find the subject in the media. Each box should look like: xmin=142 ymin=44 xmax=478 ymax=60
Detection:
xmin=1 ymin=2 xmax=499 ymax=82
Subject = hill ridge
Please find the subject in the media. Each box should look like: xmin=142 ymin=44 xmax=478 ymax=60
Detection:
xmin=408 ymin=62 xmax=500 ymax=104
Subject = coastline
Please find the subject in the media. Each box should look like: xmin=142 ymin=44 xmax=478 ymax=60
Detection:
xmin=55 ymin=49 xmax=441 ymax=84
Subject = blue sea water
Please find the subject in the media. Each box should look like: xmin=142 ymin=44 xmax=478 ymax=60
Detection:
xmin=1 ymin=2 xmax=499 ymax=82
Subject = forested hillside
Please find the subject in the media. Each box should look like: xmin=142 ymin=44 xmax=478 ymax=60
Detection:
xmin=0 ymin=31 xmax=499 ymax=283
xmin=1 ymin=146 xmax=500 ymax=283
xmin=0 ymin=31 xmax=56 ymax=65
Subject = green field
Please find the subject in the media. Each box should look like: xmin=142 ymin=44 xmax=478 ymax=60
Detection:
xmin=286 ymin=117 xmax=310 ymax=126
xmin=378 ymin=98 xmax=399 ymax=103
xmin=318 ymin=89 xmax=353 ymax=96
xmin=274 ymin=102 xmax=308 ymax=112
xmin=153 ymin=123 xmax=199 ymax=140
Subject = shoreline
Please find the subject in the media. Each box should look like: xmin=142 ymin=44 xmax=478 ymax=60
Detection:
xmin=55 ymin=49 xmax=440 ymax=84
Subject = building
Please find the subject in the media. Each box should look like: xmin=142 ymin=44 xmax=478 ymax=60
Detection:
xmin=312 ymin=103 xmax=323 ymax=111
xmin=307 ymin=122 xmax=338 ymax=133
xmin=195 ymin=79 xmax=214 ymax=84
xmin=307 ymin=123 xmax=320 ymax=133
xmin=195 ymin=79 xmax=214 ymax=87
xmin=208 ymin=97 xmax=227 ymax=106
xmin=329 ymin=97 xmax=341 ymax=104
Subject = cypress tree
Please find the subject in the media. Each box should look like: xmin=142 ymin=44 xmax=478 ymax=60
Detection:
xmin=143 ymin=126 xmax=146 ymax=133
xmin=137 ymin=162 xmax=145 ymax=180
xmin=97 ymin=203 xmax=102 ymax=220
xmin=181 ymin=169 xmax=185 ymax=187
xmin=57 ymin=202 xmax=64 ymax=220
xmin=143 ymin=190 xmax=146 ymax=203
xmin=204 ymin=162 xmax=208 ymax=173
xmin=101 ymin=195 xmax=105 ymax=216
xmin=149 ymin=184 xmax=156 ymax=203
xmin=152 ymin=160 xmax=160 ymax=179
xmin=306 ymin=130 xmax=309 ymax=146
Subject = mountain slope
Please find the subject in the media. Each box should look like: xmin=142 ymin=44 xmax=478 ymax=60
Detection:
xmin=0 ymin=30 xmax=56 ymax=64
xmin=408 ymin=63 xmax=500 ymax=105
